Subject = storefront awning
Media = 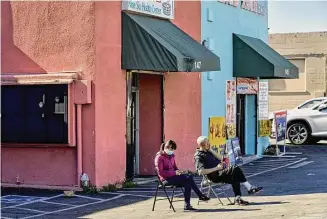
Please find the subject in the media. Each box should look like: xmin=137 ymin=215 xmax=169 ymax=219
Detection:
xmin=122 ymin=12 xmax=220 ymax=72
xmin=233 ymin=34 xmax=299 ymax=79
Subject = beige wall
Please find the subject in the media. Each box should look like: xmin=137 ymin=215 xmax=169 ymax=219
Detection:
xmin=268 ymin=32 xmax=327 ymax=112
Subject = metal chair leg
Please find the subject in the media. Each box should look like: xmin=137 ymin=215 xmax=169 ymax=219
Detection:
xmin=218 ymin=186 xmax=233 ymax=204
xmin=198 ymin=181 xmax=204 ymax=205
xmin=170 ymin=188 xmax=175 ymax=209
xmin=163 ymin=187 xmax=176 ymax=212
xmin=152 ymin=184 xmax=160 ymax=211
xmin=210 ymin=185 xmax=224 ymax=205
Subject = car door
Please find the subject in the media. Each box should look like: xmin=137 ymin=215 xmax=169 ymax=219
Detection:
xmin=310 ymin=101 xmax=327 ymax=136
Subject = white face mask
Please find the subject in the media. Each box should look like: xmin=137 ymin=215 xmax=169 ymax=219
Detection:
xmin=165 ymin=149 xmax=174 ymax=156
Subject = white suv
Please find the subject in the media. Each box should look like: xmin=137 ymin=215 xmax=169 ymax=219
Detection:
xmin=270 ymin=97 xmax=327 ymax=145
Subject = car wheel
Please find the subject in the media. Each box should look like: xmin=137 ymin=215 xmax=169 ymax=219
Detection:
xmin=287 ymin=123 xmax=310 ymax=145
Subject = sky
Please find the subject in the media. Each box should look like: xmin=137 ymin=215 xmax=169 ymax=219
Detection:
xmin=268 ymin=1 xmax=327 ymax=33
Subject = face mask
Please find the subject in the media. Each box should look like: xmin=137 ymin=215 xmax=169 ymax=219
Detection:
xmin=165 ymin=150 xmax=174 ymax=156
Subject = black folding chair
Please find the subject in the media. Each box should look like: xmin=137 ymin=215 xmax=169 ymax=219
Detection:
xmin=152 ymin=169 xmax=184 ymax=212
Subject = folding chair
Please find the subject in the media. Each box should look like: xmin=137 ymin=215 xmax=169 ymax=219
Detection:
xmin=197 ymin=174 xmax=233 ymax=205
xmin=152 ymin=169 xmax=185 ymax=212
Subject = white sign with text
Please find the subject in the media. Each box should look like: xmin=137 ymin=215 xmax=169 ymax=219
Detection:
xmin=258 ymin=81 xmax=269 ymax=120
xmin=122 ymin=0 xmax=174 ymax=20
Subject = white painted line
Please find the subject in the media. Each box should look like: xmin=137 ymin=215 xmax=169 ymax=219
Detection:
xmin=40 ymin=200 xmax=76 ymax=207
xmin=247 ymin=158 xmax=307 ymax=178
xmin=20 ymin=194 xmax=126 ymax=219
xmin=14 ymin=207 xmax=46 ymax=214
xmin=251 ymin=159 xmax=300 ymax=163
xmin=73 ymin=194 xmax=104 ymax=201
xmin=287 ymin=161 xmax=314 ymax=169
xmin=101 ymin=192 xmax=152 ymax=198
xmin=2 ymin=194 xmax=64 ymax=209
xmin=2 ymin=195 xmax=46 ymax=199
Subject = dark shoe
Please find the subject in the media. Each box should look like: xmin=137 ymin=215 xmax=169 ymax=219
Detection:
xmin=248 ymin=186 xmax=263 ymax=195
xmin=199 ymin=194 xmax=210 ymax=201
xmin=235 ymin=197 xmax=250 ymax=205
xmin=184 ymin=205 xmax=198 ymax=211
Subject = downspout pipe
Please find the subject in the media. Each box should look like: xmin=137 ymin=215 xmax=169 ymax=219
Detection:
xmin=77 ymin=104 xmax=83 ymax=187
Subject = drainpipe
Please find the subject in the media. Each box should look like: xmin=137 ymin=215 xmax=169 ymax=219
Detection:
xmin=77 ymin=104 xmax=83 ymax=187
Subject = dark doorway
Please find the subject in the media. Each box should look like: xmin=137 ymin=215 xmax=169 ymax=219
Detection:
xmin=236 ymin=94 xmax=246 ymax=155
xmin=126 ymin=73 xmax=164 ymax=180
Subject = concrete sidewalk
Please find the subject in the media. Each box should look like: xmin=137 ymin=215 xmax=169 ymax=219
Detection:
xmin=81 ymin=193 xmax=327 ymax=219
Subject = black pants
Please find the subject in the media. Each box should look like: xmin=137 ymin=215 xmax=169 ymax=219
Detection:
xmin=208 ymin=166 xmax=247 ymax=197
xmin=166 ymin=174 xmax=202 ymax=206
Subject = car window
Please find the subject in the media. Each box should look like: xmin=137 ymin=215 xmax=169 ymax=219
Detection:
xmin=313 ymin=101 xmax=327 ymax=110
xmin=298 ymin=100 xmax=324 ymax=109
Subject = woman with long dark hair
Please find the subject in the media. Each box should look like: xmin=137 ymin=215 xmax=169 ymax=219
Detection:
xmin=154 ymin=140 xmax=210 ymax=211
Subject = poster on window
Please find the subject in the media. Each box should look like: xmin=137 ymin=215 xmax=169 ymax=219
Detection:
xmin=274 ymin=111 xmax=287 ymax=142
xmin=258 ymin=81 xmax=269 ymax=120
xmin=225 ymin=139 xmax=236 ymax=166
xmin=231 ymin=137 xmax=243 ymax=165
xmin=259 ymin=120 xmax=272 ymax=137
xmin=236 ymin=78 xmax=258 ymax=94
xmin=226 ymin=80 xmax=237 ymax=139
xmin=208 ymin=117 xmax=227 ymax=155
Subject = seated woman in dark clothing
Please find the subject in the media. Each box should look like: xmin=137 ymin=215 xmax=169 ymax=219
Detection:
xmin=154 ymin=140 xmax=210 ymax=211
xmin=194 ymin=136 xmax=263 ymax=205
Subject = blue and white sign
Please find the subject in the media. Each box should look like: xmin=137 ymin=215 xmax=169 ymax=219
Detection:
xmin=122 ymin=0 xmax=174 ymax=20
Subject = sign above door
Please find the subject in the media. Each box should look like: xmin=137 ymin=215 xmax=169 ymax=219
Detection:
xmin=122 ymin=0 xmax=174 ymax=20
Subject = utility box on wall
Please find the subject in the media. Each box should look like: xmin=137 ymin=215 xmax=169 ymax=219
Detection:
xmin=74 ymin=80 xmax=92 ymax=104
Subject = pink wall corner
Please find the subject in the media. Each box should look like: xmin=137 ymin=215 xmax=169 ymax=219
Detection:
xmin=1 ymin=1 xmax=96 ymax=186
xmin=94 ymin=2 xmax=126 ymax=187
xmin=164 ymin=1 xmax=202 ymax=171
xmin=1 ymin=148 xmax=76 ymax=186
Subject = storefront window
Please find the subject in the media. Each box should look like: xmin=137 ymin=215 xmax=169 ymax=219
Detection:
xmin=1 ymin=84 xmax=69 ymax=144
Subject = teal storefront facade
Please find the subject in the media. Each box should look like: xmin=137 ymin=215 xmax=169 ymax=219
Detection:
xmin=200 ymin=1 xmax=298 ymax=156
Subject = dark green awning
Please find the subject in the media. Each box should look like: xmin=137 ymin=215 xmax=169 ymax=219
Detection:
xmin=122 ymin=12 xmax=220 ymax=72
xmin=233 ymin=34 xmax=299 ymax=79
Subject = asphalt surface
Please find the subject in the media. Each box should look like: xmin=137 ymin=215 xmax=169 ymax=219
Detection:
xmin=1 ymin=143 xmax=327 ymax=219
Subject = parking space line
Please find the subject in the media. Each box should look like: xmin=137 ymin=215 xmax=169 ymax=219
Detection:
xmin=73 ymin=194 xmax=104 ymax=201
xmin=288 ymin=161 xmax=314 ymax=169
xmin=20 ymin=194 xmax=126 ymax=219
xmin=40 ymin=200 xmax=76 ymax=207
xmin=101 ymin=192 xmax=152 ymax=198
xmin=2 ymin=194 xmax=64 ymax=209
xmin=14 ymin=207 xmax=46 ymax=214
xmin=1 ymin=216 xmax=13 ymax=219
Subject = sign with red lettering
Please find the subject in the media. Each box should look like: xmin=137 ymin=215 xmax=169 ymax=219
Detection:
xmin=218 ymin=0 xmax=239 ymax=7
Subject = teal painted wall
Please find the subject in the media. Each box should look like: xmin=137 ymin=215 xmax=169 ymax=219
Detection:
xmin=201 ymin=1 xmax=270 ymax=156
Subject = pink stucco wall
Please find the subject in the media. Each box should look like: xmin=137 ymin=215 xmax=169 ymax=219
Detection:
xmin=1 ymin=1 xmax=202 ymax=187
xmin=164 ymin=1 xmax=202 ymax=171
xmin=94 ymin=1 xmax=126 ymax=186
xmin=139 ymin=74 xmax=163 ymax=175
xmin=1 ymin=1 xmax=96 ymax=186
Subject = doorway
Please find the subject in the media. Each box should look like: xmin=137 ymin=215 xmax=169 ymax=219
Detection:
xmin=236 ymin=94 xmax=258 ymax=155
xmin=126 ymin=72 xmax=164 ymax=179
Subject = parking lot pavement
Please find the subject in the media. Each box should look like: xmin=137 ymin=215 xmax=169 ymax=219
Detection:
xmin=2 ymin=144 xmax=325 ymax=219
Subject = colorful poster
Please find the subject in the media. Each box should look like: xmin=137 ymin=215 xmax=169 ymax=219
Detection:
xmin=208 ymin=117 xmax=227 ymax=155
xmin=274 ymin=111 xmax=287 ymax=142
xmin=226 ymin=80 xmax=236 ymax=124
xmin=236 ymin=78 xmax=258 ymax=94
xmin=226 ymin=80 xmax=237 ymax=139
xmin=258 ymin=81 xmax=269 ymax=120
xmin=231 ymin=138 xmax=243 ymax=165
xmin=259 ymin=120 xmax=272 ymax=137
xmin=226 ymin=124 xmax=236 ymax=139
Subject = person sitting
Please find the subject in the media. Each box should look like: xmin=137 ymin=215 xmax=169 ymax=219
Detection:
xmin=194 ymin=136 xmax=263 ymax=205
xmin=155 ymin=140 xmax=210 ymax=211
